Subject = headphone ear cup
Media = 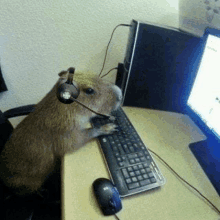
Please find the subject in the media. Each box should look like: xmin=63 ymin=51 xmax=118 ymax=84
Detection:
xmin=57 ymin=81 xmax=80 ymax=104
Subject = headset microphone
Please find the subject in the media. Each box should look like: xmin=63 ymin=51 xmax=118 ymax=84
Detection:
xmin=57 ymin=67 xmax=111 ymax=119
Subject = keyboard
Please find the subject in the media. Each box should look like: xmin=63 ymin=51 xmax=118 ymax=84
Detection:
xmin=91 ymin=107 xmax=165 ymax=197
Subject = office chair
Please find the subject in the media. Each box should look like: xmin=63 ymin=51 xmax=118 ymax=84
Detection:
xmin=0 ymin=105 xmax=61 ymax=220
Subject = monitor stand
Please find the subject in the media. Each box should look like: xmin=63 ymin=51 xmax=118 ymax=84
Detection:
xmin=189 ymin=140 xmax=220 ymax=196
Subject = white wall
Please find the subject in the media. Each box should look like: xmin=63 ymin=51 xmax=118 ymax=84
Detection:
xmin=0 ymin=0 xmax=178 ymax=126
xmin=179 ymin=0 xmax=220 ymax=36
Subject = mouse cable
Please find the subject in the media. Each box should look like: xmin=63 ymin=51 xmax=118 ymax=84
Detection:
xmin=99 ymin=23 xmax=131 ymax=78
xmin=148 ymin=148 xmax=220 ymax=215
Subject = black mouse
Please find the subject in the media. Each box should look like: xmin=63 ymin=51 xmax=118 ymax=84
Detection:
xmin=92 ymin=178 xmax=122 ymax=216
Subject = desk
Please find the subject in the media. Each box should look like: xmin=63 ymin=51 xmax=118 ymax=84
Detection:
xmin=62 ymin=107 xmax=220 ymax=220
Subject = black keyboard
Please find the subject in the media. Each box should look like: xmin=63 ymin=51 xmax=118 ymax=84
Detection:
xmin=91 ymin=107 xmax=165 ymax=197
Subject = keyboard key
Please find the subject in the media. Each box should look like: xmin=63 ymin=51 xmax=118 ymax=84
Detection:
xmin=140 ymin=157 xmax=146 ymax=162
xmin=135 ymin=170 xmax=141 ymax=175
xmin=129 ymin=159 xmax=135 ymax=164
xmin=118 ymin=162 xmax=124 ymax=167
xmin=148 ymin=172 xmax=154 ymax=178
xmin=143 ymin=163 xmax=149 ymax=168
xmin=124 ymin=147 xmax=130 ymax=154
xmin=122 ymin=169 xmax=129 ymax=178
xmin=127 ymin=167 xmax=133 ymax=172
xmin=146 ymin=167 xmax=151 ymax=172
xmin=138 ymin=164 xmax=143 ymax=169
xmin=135 ymin=158 xmax=140 ymax=163
xmin=137 ymin=175 xmax=143 ymax=181
xmin=108 ymin=137 xmax=113 ymax=141
xmin=132 ymin=177 xmax=138 ymax=182
xmin=113 ymin=147 xmax=118 ymax=151
xmin=130 ymin=172 xmax=135 ymax=177
xmin=143 ymin=174 xmax=148 ymax=179
xmin=140 ymin=179 xmax=151 ymax=186
xmin=102 ymin=138 xmax=107 ymax=142
xmin=128 ymin=182 xmax=140 ymax=190
xmin=138 ymin=152 xmax=144 ymax=157
xmin=115 ymin=152 xmax=120 ymax=157
xmin=141 ymin=169 xmax=146 ymax=174
xmin=128 ymin=154 xmax=136 ymax=159
xmin=133 ymin=165 xmax=139 ymax=171
xmin=150 ymin=177 xmax=156 ymax=183
xmin=122 ymin=144 xmax=128 ymax=150
xmin=117 ymin=157 xmax=122 ymax=162
xmin=129 ymin=147 xmax=135 ymax=152
xmin=126 ymin=178 xmax=132 ymax=184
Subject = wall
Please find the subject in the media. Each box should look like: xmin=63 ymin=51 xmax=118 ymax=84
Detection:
xmin=179 ymin=0 xmax=220 ymax=36
xmin=0 ymin=0 xmax=178 ymax=126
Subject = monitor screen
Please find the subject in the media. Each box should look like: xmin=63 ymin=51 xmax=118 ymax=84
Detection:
xmin=187 ymin=34 xmax=220 ymax=140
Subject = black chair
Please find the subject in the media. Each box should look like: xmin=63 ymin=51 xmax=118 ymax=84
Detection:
xmin=0 ymin=105 xmax=61 ymax=220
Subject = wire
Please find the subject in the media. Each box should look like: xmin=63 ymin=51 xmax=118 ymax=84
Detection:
xmin=114 ymin=214 xmax=120 ymax=220
xmin=148 ymin=148 xmax=220 ymax=215
xmin=99 ymin=24 xmax=131 ymax=78
xmin=101 ymin=67 xmax=118 ymax=79
xmin=69 ymin=96 xmax=110 ymax=118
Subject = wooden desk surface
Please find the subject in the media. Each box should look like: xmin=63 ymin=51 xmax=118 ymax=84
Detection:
xmin=62 ymin=107 xmax=220 ymax=220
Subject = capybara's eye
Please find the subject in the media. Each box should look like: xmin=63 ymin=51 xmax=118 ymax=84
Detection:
xmin=85 ymin=88 xmax=95 ymax=95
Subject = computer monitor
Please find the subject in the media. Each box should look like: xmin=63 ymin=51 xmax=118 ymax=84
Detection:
xmin=185 ymin=28 xmax=220 ymax=195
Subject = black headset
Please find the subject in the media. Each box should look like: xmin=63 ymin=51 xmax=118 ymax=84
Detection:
xmin=56 ymin=67 xmax=110 ymax=118
xmin=57 ymin=67 xmax=80 ymax=104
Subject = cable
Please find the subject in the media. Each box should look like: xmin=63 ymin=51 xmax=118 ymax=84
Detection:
xmin=99 ymin=24 xmax=131 ymax=78
xmin=114 ymin=214 xmax=120 ymax=220
xmin=69 ymin=96 xmax=110 ymax=118
xmin=101 ymin=67 xmax=118 ymax=79
xmin=148 ymin=148 xmax=220 ymax=215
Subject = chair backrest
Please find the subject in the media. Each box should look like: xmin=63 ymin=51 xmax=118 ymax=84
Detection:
xmin=0 ymin=110 xmax=13 ymax=153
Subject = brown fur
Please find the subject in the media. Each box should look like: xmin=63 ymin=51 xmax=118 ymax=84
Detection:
xmin=0 ymin=69 xmax=122 ymax=195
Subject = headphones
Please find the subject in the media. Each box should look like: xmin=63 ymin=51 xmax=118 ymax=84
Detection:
xmin=56 ymin=67 xmax=110 ymax=119
xmin=57 ymin=67 xmax=80 ymax=104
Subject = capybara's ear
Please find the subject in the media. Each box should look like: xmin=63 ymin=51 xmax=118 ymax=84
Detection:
xmin=58 ymin=70 xmax=68 ymax=78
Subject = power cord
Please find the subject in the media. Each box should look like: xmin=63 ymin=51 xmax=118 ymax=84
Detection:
xmin=101 ymin=67 xmax=118 ymax=79
xmin=114 ymin=214 xmax=120 ymax=220
xmin=99 ymin=24 xmax=131 ymax=78
xmin=148 ymin=148 xmax=220 ymax=216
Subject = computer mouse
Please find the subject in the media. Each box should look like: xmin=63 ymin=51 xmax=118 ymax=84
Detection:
xmin=92 ymin=178 xmax=122 ymax=216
